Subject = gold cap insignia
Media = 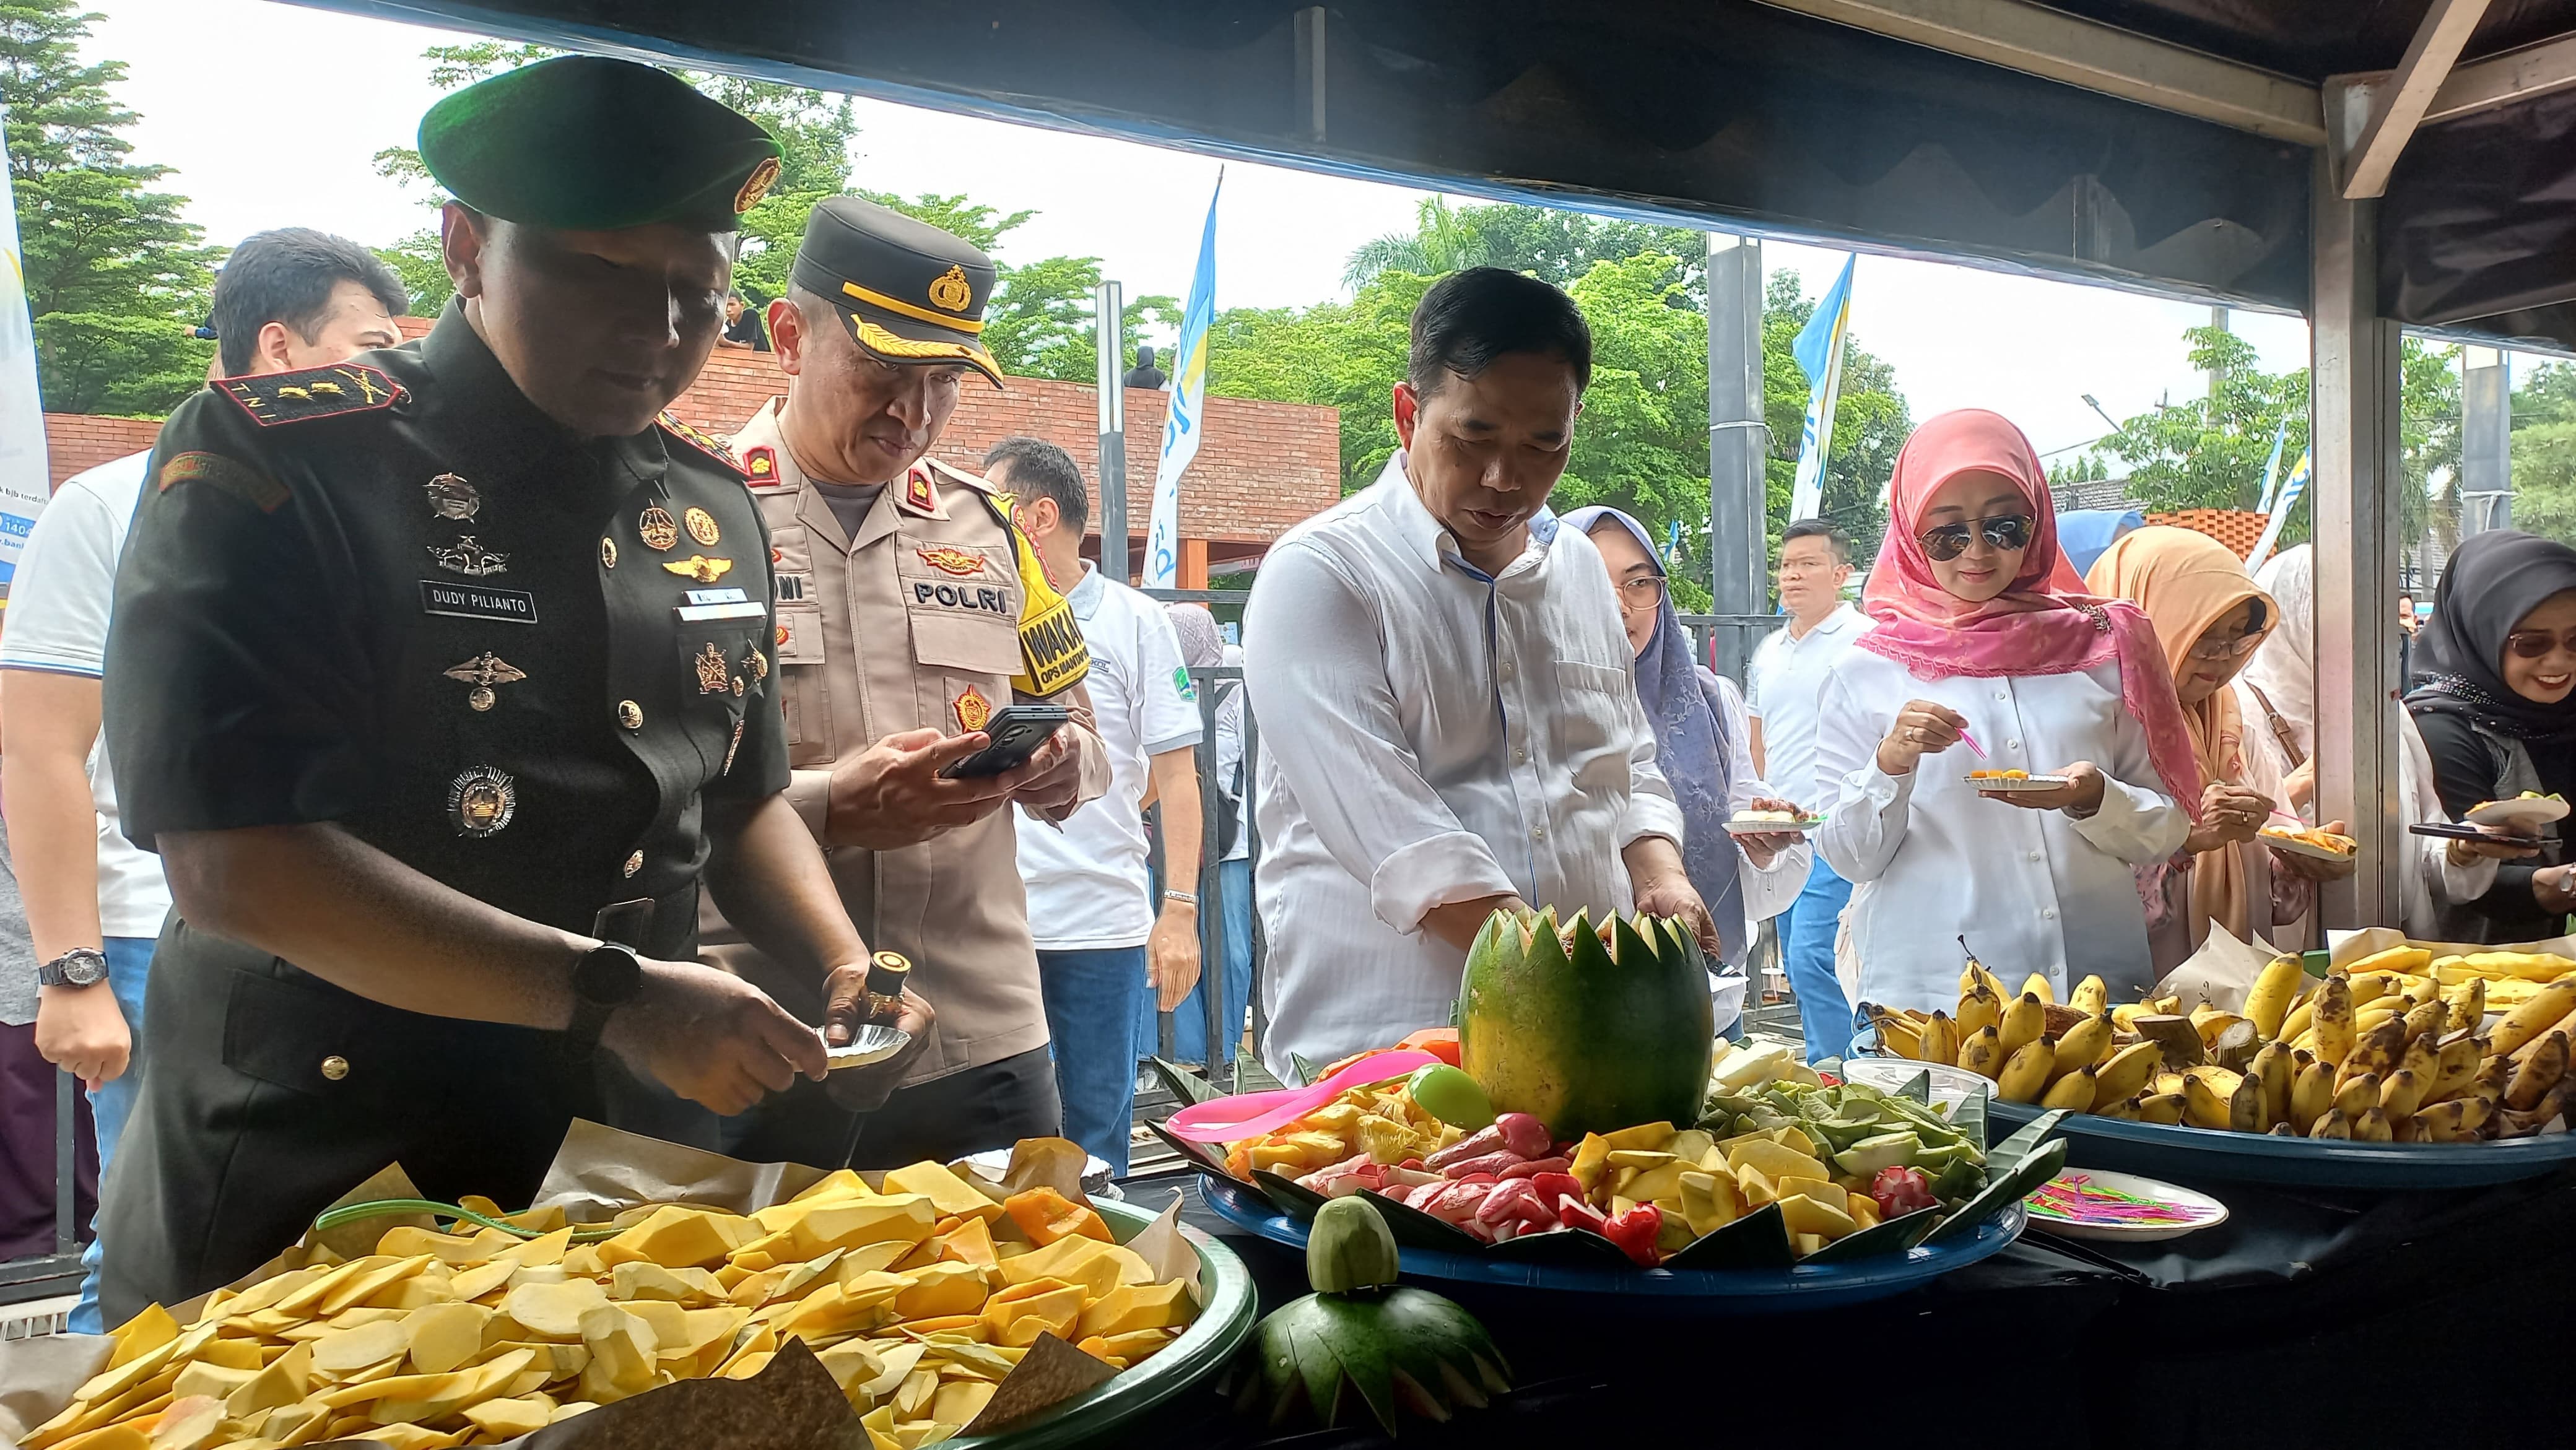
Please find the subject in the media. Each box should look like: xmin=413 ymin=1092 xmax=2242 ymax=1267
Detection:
xmin=928 ymin=264 xmax=974 ymax=313
xmin=734 ymin=155 xmax=781 ymax=214
xmin=663 ymin=554 xmax=734 ymax=584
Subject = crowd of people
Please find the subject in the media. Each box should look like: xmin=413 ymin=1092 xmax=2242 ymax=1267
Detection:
xmin=2 ymin=50 xmax=2569 ymax=1338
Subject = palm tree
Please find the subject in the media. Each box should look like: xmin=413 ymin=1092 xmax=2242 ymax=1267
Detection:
xmin=1341 ymin=196 xmax=1490 ymax=287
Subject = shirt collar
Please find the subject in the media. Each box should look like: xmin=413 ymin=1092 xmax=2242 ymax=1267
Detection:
xmin=1066 ymin=560 xmax=1107 ymax=619
xmin=1379 ymin=450 xmax=1554 ymax=578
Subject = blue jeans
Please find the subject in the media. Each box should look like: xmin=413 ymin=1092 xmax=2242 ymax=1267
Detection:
xmin=70 ymin=936 xmax=155 ymax=1335
xmin=1038 ymin=947 xmax=1147 ymax=1174
xmin=1165 ymin=859 xmax=1252 ymax=1067
xmin=1778 ymin=857 xmax=1855 ymax=1062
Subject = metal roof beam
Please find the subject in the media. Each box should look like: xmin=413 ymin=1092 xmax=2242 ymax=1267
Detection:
xmin=2341 ymin=28 xmax=2576 ymax=127
xmin=2340 ymin=0 xmax=2492 ymax=199
xmin=1747 ymin=0 xmax=2325 ymax=145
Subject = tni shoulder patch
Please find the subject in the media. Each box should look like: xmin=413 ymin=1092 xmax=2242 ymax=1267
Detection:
xmin=217 ymin=363 xmax=402 ymax=427
xmin=157 ymin=451 xmax=290 ymax=513
xmin=658 ymin=411 xmax=745 ymax=475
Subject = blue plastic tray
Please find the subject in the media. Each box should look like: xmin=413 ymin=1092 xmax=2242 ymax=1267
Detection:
xmin=1985 ymin=1096 xmax=2576 ymax=1189
xmin=1199 ymin=1177 xmax=2023 ymax=1313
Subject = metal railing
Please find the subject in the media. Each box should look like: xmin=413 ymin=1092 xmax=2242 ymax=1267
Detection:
xmin=1 ymin=1069 xmax=84 ymax=1312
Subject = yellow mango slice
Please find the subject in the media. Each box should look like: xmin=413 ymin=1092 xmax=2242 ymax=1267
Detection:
xmin=881 ymin=1163 xmax=1004 ymax=1224
xmin=787 ymin=1197 xmax=939 ymax=1259
xmin=932 ymin=1216 xmax=999 ymax=1275
xmin=1074 ymin=1280 xmax=1194 ymax=1340
xmin=980 ymin=1282 xmax=1087 ymax=1348
xmin=500 ymin=1279 xmax=610 ymax=1340
xmin=1724 ymin=1139 xmax=1830 ymax=1186
xmin=461 ymin=1396 xmax=554 ymax=1439
xmin=892 ymin=1262 xmax=990 ymax=1320
xmin=310 ymin=1319 xmax=411 ymax=1376
xmin=597 ymin=1207 xmax=737 ymax=1270
xmin=930 ymin=1378 xmax=996 ymax=1427
xmin=1774 ymin=1192 xmax=1858 ymax=1241
xmin=402 ymin=1303 xmax=489 ymax=1376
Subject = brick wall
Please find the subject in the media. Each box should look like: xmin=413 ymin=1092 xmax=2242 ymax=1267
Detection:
xmin=2143 ymin=508 xmax=2268 ymax=560
xmin=40 ymin=415 xmax=165 ymax=489
xmin=41 ymin=318 xmax=1339 ymax=561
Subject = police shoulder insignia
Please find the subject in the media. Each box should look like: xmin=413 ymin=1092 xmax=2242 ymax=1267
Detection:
xmin=155 ymin=451 xmax=290 ymax=513
xmin=741 ymin=445 xmax=785 ymax=489
xmin=899 ymin=465 xmax=941 ymax=516
xmin=218 ymin=363 xmax=403 ymax=427
xmin=656 ymin=411 xmax=745 ymax=474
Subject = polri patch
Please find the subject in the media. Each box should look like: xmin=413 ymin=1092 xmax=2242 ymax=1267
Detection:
xmin=420 ymin=580 xmax=539 ymax=624
xmin=156 ymin=451 xmax=289 ymax=513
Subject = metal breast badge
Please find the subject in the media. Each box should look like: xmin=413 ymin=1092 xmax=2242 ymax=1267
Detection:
xmin=447 ymin=765 xmax=516 ymax=837
xmin=684 ymin=506 xmax=721 ymax=546
xmin=693 ymin=642 xmax=731 ymax=695
xmin=428 ymin=537 xmax=510 ymax=577
xmin=424 ymin=472 xmax=481 ymax=521
xmin=442 ymin=651 xmax=527 ymax=711
xmin=639 ymin=505 xmax=681 ymax=551
xmin=661 ymin=555 xmax=734 ymax=584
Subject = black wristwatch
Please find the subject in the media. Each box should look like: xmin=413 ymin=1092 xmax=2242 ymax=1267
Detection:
xmin=562 ymin=942 xmax=643 ymax=1062
xmin=38 ymin=948 xmax=110 ymax=989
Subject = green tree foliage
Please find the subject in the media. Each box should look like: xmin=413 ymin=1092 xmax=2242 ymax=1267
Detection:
xmin=3 ymin=0 xmax=215 ymax=413
xmin=2100 ymin=324 xmax=2459 ymax=553
xmin=2509 ymin=421 xmax=2576 ymax=548
xmin=2050 ymin=451 xmax=2112 ymax=486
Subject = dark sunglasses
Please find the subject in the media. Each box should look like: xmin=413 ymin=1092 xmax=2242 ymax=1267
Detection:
xmin=1917 ymin=514 xmax=2035 ymax=562
xmin=2506 ymin=629 xmax=2576 ymax=659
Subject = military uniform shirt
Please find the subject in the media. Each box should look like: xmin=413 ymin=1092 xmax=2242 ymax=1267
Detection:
xmin=95 ymin=302 xmax=788 ymax=1317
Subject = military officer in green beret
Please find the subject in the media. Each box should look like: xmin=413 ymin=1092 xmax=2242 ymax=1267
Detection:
xmin=97 ymin=54 xmax=928 ymax=1321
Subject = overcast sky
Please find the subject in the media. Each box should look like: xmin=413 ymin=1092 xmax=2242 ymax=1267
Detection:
xmin=85 ymin=0 xmax=2334 ymax=458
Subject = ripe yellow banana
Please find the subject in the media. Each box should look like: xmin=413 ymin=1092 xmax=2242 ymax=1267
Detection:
xmin=2414 ymin=1098 xmax=2476 ymax=1142
xmin=1996 ymin=1038 xmax=2058 ymax=1104
xmin=2250 ymin=1041 xmax=2293 ymax=1129
xmin=2468 ymin=1057 xmax=2513 ymax=1117
xmin=2346 ymin=971 xmax=2398 ymax=1010
xmin=2308 ymin=1107 xmax=2352 ymax=1139
xmin=2190 ymin=1005 xmax=2250 ymax=1051
xmin=2313 ymin=975 xmax=2356 ymax=1067
xmin=2426 ymin=1033 xmax=2484 ymax=1103
xmin=1871 ymin=1006 xmax=1926 ymax=1061
xmin=2355 ymin=1004 xmax=2403 ymax=1036
xmin=2290 ymin=1057 xmax=2335 ymax=1135
xmin=2400 ymin=998 xmax=2450 ymax=1047
xmin=2351 ymin=1105 xmax=2395 ymax=1142
xmin=2052 ymin=1014 xmax=2112 ymax=1078
xmin=2395 ymin=1033 xmax=2439 ymax=1091
xmin=2444 ymin=978 xmax=2487 ymax=1035
xmin=2379 ymin=1067 xmax=2427 ymax=1122
xmin=1957 ymin=1025 xmax=2004 ymax=1081
xmin=2041 ymin=1066 xmax=2098 ymax=1111
xmin=2492 ymin=979 xmax=2576 ymax=1059
xmin=2279 ymin=997 xmax=2319 ymax=1045
xmin=2091 ymin=1042 xmax=2164 ymax=1109
xmin=1918 ymin=1010 xmax=1960 ymax=1069
xmin=1998 ymin=992 xmax=2047 ymax=1057
xmin=2338 ymin=1018 xmax=2406 ymax=1090
xmin=2334 ymin=1071 xmax=2381 ymax=1121
xmin=2182 ymin=1072 xmax=2234 ymax=1131
xmin=2069 ymin=975 xmax=2108 ymax=1017
xmin=2020 ymin=973 xmax=2056 ymax=1005
xmin=2151 ymin=1070 xmax=2188 ymax=1098
xmin=2507 ymin=1031 xmax=2570 ymax=1111
xmin=2245 ymin=955 xmax=2305 ymax=1041
xmin=2138 ymin=1093 xmax=2188 ymax=1125
xmin=1954 ymin=981 xmax=2003 ymax=1038
xmin=2403 ymin=973 xmax=2442 ymax=1007
xmin=2227 ymin=1071 xmax=2265 ymax=1132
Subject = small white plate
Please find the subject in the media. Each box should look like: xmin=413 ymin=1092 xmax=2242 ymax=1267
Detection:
xmin=2260 ymin=829 xmax=2357 ymax=862
xmin=962 ymin=1148 xmax=1123 ymax=1200
xmin=2466 ymin=795 xmax=2569 ymax=830
xmin=824 ymin=1023 xmax=910 ymax=1070
xmin=1964 ymin=774 xmax=2071 ymax=792
xmin=2024 ymin=1168 xmax=2227 ymax=1242
xmin=1721 ymin=816 xmax=1824 ymax=835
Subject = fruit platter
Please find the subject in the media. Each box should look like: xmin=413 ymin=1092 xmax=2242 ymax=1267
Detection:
xmin=1865 ymin=939 xmax=2576 ymax=1188
xmin=1155 ymin=906 xmax=2057 ymax=1308
xmin=6 ymin=1142 xmax=1257 ymax=1450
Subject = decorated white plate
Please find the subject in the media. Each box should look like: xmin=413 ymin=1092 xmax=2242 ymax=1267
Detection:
xmin=1721 ymin=815 xmax=1825 ymax=835
xmin=1964 ymin=774 xmax=2071 ymax=792
xmin=2260 ymin=828 xmax=2357 ymax=862
xmin=2466 ymin=795 xmax=2569 ymax=830
xmin=2023 ymin=1168 xmax=2227 ymax=1242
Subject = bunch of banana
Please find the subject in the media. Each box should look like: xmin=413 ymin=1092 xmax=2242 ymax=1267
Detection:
xmin=1869 ymin=940 xmax=2576 ymax=1144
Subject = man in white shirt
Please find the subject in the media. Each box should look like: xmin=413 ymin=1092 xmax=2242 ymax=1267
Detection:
xmin=998 ymin=437 xmax=1203 ymax=1172
xmin=0 ymin=228 xmax=406 ymax=1331
xmin=1244 ymin=267 xmax=1717 ymax=1079
xmin=1744 ymin=519 xmax=1868 ymax=1059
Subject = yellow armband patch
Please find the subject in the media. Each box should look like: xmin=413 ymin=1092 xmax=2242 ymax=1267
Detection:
xmin=981 ymin=491 xmax=1090 ymax=696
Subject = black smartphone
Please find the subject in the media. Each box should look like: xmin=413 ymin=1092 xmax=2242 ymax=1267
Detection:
xmin=2409 ymin=822 xmax=2545 ymax=848
xmin=939 ymin=703 xmax=1071 ymax=778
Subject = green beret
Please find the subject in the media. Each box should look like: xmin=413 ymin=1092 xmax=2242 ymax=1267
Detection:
xmin=791 ymin=197 xmax=1004 ymax=386
xmin=419 ymin=56 xmax=783 ymax=232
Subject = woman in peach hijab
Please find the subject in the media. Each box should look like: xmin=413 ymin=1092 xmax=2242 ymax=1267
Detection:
xmin=2085 ymin=526 xmax=2354 ymax=968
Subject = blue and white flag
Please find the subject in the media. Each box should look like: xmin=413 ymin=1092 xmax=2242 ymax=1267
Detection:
xmin=1143 ymin=177 xmax=1220 ymax=589
xmin=2253 ymin=418 xmax=2289 ymax=516
xmin=1789 ymin=256 xmax=1854 ymax=523
xmin=2246 ymin=447 xmax=2312 ymax=572
xmin=0 ymin=110 xmax=51 ymax=596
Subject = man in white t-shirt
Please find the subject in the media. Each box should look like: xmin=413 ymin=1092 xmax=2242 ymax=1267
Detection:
xmin=1744 ymin=519 xmax=1868 ymax=1059
xmin=0 ymin=228 xmax=406 ymax=1331
xmin=995 ymin=438 xmax=1203 ymax=1172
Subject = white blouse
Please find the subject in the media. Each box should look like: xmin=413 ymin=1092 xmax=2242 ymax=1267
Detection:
xmin=1816 ymin=650 xmax=2191 ymax=1016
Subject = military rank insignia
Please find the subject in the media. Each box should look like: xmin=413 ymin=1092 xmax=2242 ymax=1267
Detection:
xmin=902 ymin=468 xmax=938 ymax=514
xmin=448 ymin=765 xmax=516 ymax=837
xmin=742 ymin=446 xmax=782 ymax=488
xmin=219 ymin=363 xmax=402 ymax=427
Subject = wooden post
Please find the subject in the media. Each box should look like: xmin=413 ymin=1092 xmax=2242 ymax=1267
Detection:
xmin=1179 ymin=538 xmax=1210 ymax=589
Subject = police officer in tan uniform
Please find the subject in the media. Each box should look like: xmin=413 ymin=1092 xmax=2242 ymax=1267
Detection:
xmin=708 ymin=198 xmax=1112 ymax=1168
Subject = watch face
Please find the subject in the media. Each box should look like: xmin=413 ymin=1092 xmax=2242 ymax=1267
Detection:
xmin=44 ymin=950 xmax=108 ymax=988
xmin=575 ymin=945 xmax=644 ymax=1005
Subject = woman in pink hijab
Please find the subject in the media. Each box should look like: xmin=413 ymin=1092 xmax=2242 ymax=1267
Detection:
xmin=1814 ymin=410 xmax=2200 ymax=1031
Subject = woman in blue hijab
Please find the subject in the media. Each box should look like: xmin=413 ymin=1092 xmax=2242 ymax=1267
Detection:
xmin=1562 ymin=506 xmax=1810 ymax=1033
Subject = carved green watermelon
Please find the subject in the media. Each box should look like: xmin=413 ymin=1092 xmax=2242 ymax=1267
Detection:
xmin=1457 ymin=906 xmax=1714 ymax=1139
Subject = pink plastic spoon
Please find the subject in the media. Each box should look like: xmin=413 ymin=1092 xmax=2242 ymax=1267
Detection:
xmin=1162 ymin=1049 xmax=1441 ymax=1142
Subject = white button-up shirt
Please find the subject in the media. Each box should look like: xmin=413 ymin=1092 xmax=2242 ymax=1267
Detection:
xmin=1816 ymin=649 xmax=2189 ymax=1015
xmin=1245 ymin=454 xmax=1686 ymax=1077
xmin=1746 ymin=602 xmax=1867 ymax=810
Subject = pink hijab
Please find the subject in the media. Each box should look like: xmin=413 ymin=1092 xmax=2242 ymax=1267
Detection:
xmin=1856 ymin=409 xmax=2204 ymax=817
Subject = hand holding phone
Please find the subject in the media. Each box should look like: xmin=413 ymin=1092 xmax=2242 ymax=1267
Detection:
xmin=938 ymin=703 xmax=1071 ymax=779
